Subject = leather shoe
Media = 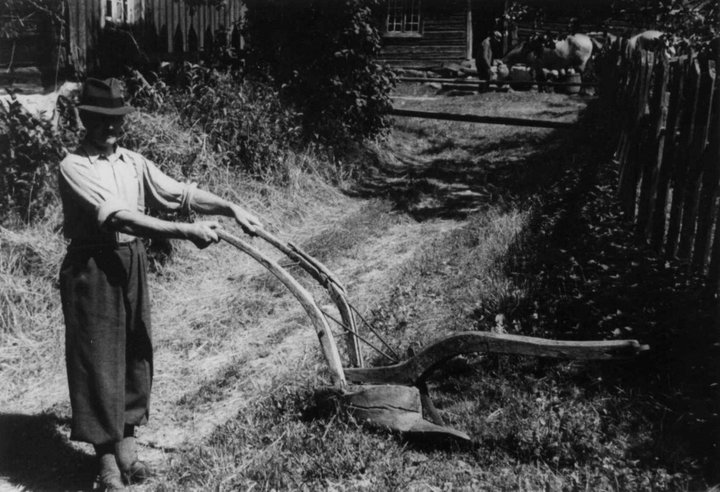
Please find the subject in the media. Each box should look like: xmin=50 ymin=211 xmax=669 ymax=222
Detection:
xmin=98 ymin=473 xmax=126 ymax=491
xmin=121 ymin=460 xmax=153 ymax=484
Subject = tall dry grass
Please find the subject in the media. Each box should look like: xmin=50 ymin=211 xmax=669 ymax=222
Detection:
xmin=0 ymin=212 xmax=66 ymax=404
xmin=0 ymin=98 xmax=357 ymax=412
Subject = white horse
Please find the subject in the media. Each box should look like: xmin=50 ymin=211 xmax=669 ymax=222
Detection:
xmin=502 ymin=33 xmax=597 ymax=75
xmin=626 ymin=30 xmax=677 ymax=57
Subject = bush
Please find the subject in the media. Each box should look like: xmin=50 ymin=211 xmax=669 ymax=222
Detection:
xmin=160 ymin=63 xmax=304 ymax=184
xmin=0 ymin=95 xmax=81 ymax=225
xmin=243 ymin=0 xmax=396 ymax=145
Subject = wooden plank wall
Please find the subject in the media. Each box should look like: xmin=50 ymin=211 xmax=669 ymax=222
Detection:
xmin=65 ymin=0 xmax=244 ymax=74
xmin=66 ymin=0 xmax=101 ymax=76
xmin=607 ymin=40 xmax=719 ymax=291
xmin=144 ymin=0 xmax=244 ymax=55
xmin=379 ymin=0 xmax=469 ymax=69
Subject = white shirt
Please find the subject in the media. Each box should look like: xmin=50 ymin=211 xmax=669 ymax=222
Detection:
xmin=59 ymin=143 xmax=197 ymax=243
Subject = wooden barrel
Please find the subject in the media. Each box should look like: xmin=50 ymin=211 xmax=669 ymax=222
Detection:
xmin=565 ymin=73 xmax=582 ymax=94
xmin=510 ymin=65 xmax=534 ymax=91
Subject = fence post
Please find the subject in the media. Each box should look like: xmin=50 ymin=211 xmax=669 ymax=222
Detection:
xmin=677 ymin=58 xmax=715 ymax=262
xmin=637 ymin=52 xmax=669 ymax=240
xmin=618 ymin=50 xmax=655 ymax=219
xmin=616 ymin=50 xmax=641 ymax=214
xmin=709 ymin=188 xmax=720 ymax=289
xmin=666 ymin=56 xmax=702 ymax=259
xmin=650 ymin=57 xmax=686 ymax=250
xmin=691 ymin=60 xmax=718 ymax=272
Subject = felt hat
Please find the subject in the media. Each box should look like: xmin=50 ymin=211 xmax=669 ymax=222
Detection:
xmin=77 ymin=78 xmax=135 ymax=116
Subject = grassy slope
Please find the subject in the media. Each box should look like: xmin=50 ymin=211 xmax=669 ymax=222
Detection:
xmin=1 ymin=85 xmax=717 ymax=491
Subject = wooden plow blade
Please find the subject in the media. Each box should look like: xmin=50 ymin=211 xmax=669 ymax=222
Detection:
xmin=218 ymin=229 xmax=649 ymax=444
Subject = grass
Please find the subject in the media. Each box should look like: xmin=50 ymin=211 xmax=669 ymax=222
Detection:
xmin=1 ymin=82 xmax=717 ymax=491
xmin=297 ymin=199 xmax=407 ymax=264
xmin=0 ymin=217 xmax=66 ymax=401
xmin=161 ymin=87 xmax=712 ymax=491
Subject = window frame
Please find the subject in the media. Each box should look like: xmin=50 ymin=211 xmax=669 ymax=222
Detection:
xmin=384 ymin=0 xmax=423 ymax=38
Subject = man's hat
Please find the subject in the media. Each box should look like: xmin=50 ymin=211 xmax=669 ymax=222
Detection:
xmin=77 ymin=78 xmax=135 ymax=116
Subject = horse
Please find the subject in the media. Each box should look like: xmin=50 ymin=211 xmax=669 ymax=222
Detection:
xmin=502 ymin=33 xmax=598 ymax=75
xmin=626 ymin=30 xmax=678 ymax=57
xmin=586 ymin=31 xmax=618 ymax=51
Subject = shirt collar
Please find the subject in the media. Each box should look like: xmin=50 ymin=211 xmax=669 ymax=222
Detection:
xmin=82 ymin=142 xmax=126 ymax=164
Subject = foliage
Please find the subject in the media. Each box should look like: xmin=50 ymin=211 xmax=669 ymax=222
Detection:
xmin=161 ymin=63 xmax=304 ymax=183
xmin=499 ymin=1 xmax=544 ymax=30
xmin=0 ymin=95 xmax=80 ymax=224
xmin=0 ymin=0 xmax=66 ymax=78
xmin=0 ymin=0 xmax=63 ymax=41
xmin=124 ymin=69 xmax=169 ymax=114
xmin=612 ymin=0 xmax=718 ymax=41
xmin=243 ymin=0 xmax=396 ymax=145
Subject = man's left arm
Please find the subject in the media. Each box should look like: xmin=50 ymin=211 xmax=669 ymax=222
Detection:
xmin=190 ymin=188 xmax=262 ymax=235
xmin=139 ymin=154 xmax=262 ymax=235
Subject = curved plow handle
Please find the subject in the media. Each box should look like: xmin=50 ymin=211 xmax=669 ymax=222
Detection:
xmin=217 ymin=229 xmax=347 ymax=388
xmin=344 ymin=331 xmax=650 ymax=387
xmin=251 ymin=228 xmax=364 ymax=368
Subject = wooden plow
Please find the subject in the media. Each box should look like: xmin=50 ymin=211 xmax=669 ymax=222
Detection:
xmin=218 ymin=228 xmax=649 ymax=443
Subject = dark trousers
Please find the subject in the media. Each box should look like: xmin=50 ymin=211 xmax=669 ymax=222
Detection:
xmin=60 ymin=240 xmax=153 ymax=446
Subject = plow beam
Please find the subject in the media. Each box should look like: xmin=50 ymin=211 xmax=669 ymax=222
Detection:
xmin=344 ymin=332 xmax=649 ymax=387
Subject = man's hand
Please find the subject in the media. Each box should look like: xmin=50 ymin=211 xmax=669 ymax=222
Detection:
xmin=232 ymin=205 xmax=262 ymax=236
xmin=185 ymin=221 xmax=221 ymax=249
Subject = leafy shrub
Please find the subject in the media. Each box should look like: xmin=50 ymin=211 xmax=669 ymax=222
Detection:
xmin=243 ymin=0 xmax=396 ymax=145
xmin=124 ymin=69 xmax=170 ymax=114
xmin=0 ymin=95 xmax=81 ymax=224
xmin=611 ymin=0 xmax=718 ymax=42
xmin=163 ymin=63 xmax=303 ymax=184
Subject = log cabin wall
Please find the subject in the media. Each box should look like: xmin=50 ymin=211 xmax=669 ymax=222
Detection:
xmin=378 ymin=0 xmax=472 ymax=70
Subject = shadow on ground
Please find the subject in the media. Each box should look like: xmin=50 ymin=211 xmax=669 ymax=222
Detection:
xmin=477 ymin=96 xmax=719 ymax=485
xmin=0 ymin=412 xmax=96 ymax=491
xmin=355 ymin=92 xmax=718 ymax=485
xmin=348 ymin=110 xmax=574 ymax=222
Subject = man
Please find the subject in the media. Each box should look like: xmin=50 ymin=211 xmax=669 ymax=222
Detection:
xmin=58 ymin=78 xmax=262 ymax=490
xmin=476 ymin=31 xmax=503 ymax=81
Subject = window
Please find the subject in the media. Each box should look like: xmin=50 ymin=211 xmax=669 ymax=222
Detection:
xmin=105 ymin=0 xmax=139 ymax=23
xmin=386 ymin=0 xmax=421 ymax=35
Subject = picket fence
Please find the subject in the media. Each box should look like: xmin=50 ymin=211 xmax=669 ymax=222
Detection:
xmin=602 ymin=41 xmax=719 ymax=291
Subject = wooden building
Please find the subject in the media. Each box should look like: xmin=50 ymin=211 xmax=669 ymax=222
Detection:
xmin=0 ymin=0 xmax=244 ymax=84
xmin=378 ymin=0 xmax=472 ymax=69
xmin=377 ymin=0 xmax=506 ymax=70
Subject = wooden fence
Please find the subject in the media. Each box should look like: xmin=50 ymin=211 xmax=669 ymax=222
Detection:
xmin=605 ymin=41 xmax=719 ymax=290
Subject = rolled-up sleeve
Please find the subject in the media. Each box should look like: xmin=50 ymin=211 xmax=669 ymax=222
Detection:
xmin=60 ymin=158 xmax=133 ymax=230
xmin=137 ymin=154 xmax=197 ymax=215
